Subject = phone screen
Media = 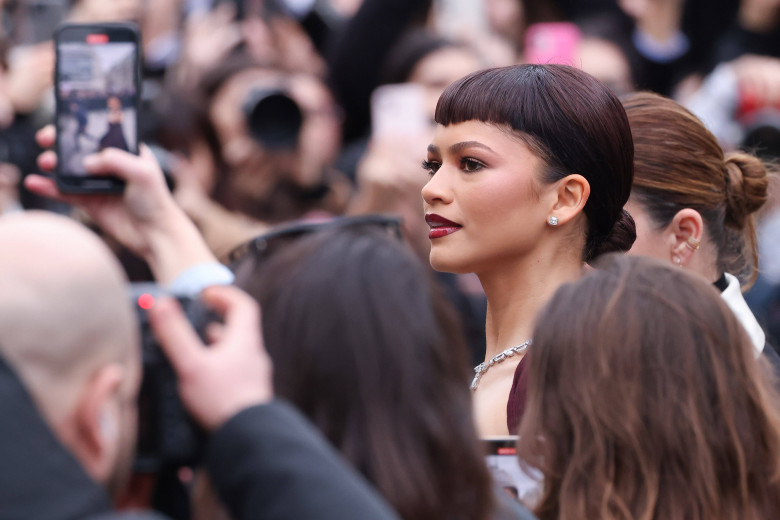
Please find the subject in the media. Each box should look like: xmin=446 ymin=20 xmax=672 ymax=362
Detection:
xmin=483 ymin=437 xmax=543 ymax=506
xmin=55 ymin=23 xmax=140 ymax=193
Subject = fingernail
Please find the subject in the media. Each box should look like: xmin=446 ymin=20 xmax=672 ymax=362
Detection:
xmin=83 ymin=155 xmax=99 ymax=170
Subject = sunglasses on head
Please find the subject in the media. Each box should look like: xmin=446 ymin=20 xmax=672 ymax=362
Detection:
xmin=227 ymin=214 xmax=404 ymax=272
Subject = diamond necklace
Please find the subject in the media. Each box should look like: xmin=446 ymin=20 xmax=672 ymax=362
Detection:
xmin=470 ymin=340 xmax=531 ymax=391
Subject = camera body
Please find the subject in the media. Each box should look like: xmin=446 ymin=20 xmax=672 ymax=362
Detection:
xmin=130 ymin=283 xmax=219 ymax=472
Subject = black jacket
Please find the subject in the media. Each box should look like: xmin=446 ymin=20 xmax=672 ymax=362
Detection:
xmin=0 ymin=355 xmax=398 ymax=520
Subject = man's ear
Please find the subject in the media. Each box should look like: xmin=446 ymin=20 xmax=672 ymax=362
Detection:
xmin=71 ymin=363 xmax=124 ymax=486
xmin=666 ymin=209 xmax=704 ymax=267
xmin=547 ymin=174 xmax=590 ymax=226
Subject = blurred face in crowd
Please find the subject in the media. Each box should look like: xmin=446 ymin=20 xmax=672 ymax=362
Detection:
xmin=422 ymin=121 xmax=553 ymax=275
xmin=484 ymin=0 xmax=524 ymax=44
xmin=209 ymin=68 xmax=342 ymax=203
xmin=71 ymin=0 xmax=141 ymax=22
xmin=408 ymin=47 xmax=483 ymax=123
xmin=578 ymin=38 xmax=633 ymax=97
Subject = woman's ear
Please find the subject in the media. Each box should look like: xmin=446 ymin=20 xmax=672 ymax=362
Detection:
xmin=667 ymin=208 xmax=704 ymax=266
xmin=548 ymin=174 xmax=590 ymax=225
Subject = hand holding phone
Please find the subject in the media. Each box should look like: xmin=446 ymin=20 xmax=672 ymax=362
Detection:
xmin=26 ymin=126 xmax=218 ymax=286
xmin=54 ymin=22 xmax=141 ymax=194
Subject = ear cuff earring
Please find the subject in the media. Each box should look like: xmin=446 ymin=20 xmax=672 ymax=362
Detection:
xmin=547 ymin=216 xmax=559 ymax=226
xmin=686 ymin=237 xmax=701 ymax=251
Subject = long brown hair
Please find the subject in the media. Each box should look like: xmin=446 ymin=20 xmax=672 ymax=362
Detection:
xmin=517 ymin=254 xmax=780 ymax=520
xmin=623 ymin=91 xmax=770 ymax=287
xmin=237 ymin=225 xmax=494 ymax=520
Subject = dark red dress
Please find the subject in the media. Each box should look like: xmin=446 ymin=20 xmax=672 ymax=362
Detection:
xmin=506 ymin=355 xmax=529 ymax=434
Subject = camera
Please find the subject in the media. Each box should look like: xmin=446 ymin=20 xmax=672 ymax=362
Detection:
xmin=130 ymin=283 xmax=219 ymax=472
xmin=242 ymin=88 xmax=303 ymax=150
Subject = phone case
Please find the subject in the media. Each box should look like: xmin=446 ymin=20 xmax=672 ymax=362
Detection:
xmin=54 ymin=22 xmax=141 ymax=194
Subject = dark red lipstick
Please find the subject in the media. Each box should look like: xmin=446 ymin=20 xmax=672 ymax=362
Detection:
xmin=425 ymin=214 xmax=462 ymax=239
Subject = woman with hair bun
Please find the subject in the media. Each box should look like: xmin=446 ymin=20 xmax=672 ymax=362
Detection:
xmin=623 ymin=91 xmax=780 ymax=374
xmin=421 ymin=64 xmax=636 ymax=435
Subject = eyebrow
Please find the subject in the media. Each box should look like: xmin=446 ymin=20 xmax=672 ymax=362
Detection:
xmin=426 ymin=141 xmax=496 ymax=155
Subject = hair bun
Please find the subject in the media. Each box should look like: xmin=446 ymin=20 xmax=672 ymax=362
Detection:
xmin=587 ymin=209 xmax=636 ymax=261
xmin=723 ymin=152 xmax=769 ymax=229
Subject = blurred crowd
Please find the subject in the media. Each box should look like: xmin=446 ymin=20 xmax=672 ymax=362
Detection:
xmin=1 ymin=0 xmax=779 ymax=351
xmin=1 ymin=0 xmax=780 ymax=519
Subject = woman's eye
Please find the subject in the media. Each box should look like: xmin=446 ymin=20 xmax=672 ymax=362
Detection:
xmin=461 ymin=158 xmax=484 ymax=173
xmin=422 ymin=160 xmax=441 ymax=175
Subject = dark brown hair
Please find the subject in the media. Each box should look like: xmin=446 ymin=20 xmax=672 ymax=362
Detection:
xmin=435 ymin=64 xmax=636 ymax=261
xmin=237 ymin=226 xmax=494 ymax=520
xmin=517 ymin=254 xmax=780 ymax=520
xmin=623 ymin=91 xmax=770 ymax=287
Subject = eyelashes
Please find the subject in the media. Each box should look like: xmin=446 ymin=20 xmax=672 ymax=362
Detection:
xmin=422 ymin=158 xmax=485 ymax=175
xmin=422 ymin=159 xmax=441 ymax=175
xmin=461 ymin=157 xmax=484 ymax=173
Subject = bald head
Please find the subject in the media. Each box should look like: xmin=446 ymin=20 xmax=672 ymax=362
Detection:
xmin=0 ymin=212 xmax=138 ymax=425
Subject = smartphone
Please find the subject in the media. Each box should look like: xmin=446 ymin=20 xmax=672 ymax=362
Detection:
xmin=54 ymin=23 xmax=141 ymax=194
xmin=524 ymin=22 xmax=581 ymax=66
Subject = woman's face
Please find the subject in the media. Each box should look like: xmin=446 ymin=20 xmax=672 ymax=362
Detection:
xmin=421 ymin=121 xmax=554 ymax=274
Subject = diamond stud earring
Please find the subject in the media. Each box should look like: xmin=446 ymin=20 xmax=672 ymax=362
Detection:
xmin=547 ymin=216 xmax=559 ymax=226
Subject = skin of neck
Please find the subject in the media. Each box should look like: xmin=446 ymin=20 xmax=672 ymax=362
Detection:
xmin=478 ymin=235 xmax=584 ymax=360
xmin=684 ymin=237 xmax=722 ymax=285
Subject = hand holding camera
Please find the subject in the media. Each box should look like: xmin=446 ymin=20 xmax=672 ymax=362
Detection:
xmin=148 ymin=285 xmax=274 ymax=432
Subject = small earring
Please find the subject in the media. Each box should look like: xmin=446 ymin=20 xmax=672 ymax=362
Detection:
xmin=686 ymin=237 xmax=701 ymax=251
xmin=674 ymin=256 xmax=682 ymax=267
xmin=547 ymin=216 xmax=559 ymax=226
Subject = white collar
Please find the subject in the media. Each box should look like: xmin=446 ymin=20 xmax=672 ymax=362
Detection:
xmin=719 ymin=273 xmax=765 ymax=356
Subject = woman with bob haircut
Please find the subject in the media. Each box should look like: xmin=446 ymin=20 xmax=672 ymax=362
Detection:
xmin=516 ymin=254 xmax=780 ymax=520
xmin=421 ymin=64 xmax=636 ymax=435
xmin=622 ymin=91 xmax=780 ymax=374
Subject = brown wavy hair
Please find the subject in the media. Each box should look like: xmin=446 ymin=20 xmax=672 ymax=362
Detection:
xmin=623 ymin=91 xmax=771 ymax=287
xmin=517 ymin=254 xmax=780 ymax=520
xmin=237 ymin=225 xmax=494 ymax=520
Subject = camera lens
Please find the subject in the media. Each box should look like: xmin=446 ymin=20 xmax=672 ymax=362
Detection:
xmin=243 ymin=88 xmax=303 ymax=150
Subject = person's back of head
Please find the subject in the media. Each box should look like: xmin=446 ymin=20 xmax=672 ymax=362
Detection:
xmin=236 ymin=224 xmax=494 ymax=520
xmin=623 ymin=91 xmax=770 ymax=287
xmin=517 ymin=254 xmax=780 ymax=520
xmin=0 ymin=211 xmax=140 ymax=498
